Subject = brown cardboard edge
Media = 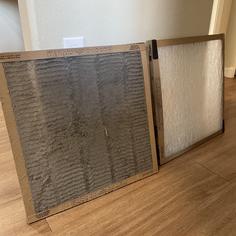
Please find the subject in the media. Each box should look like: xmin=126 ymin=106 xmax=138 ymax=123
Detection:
xmin=0 ymin=64 xmax=35 ymax=222
xmin=0 ymin=43 xmax=158 ymax=223
xmin=140 ymin=47 xmax=158 ymax=172
xmin=157 ymin=34 xmax=224 ymax=47
xmin=149 ymin=34 xmax=225 ymax=165
xmin=160 ymin=130 xmax=224 ymax=165
xmin=27 ymin=169 xmax=157 ymax=223
xmin=0 ymin=43 xmax=146 ymax=63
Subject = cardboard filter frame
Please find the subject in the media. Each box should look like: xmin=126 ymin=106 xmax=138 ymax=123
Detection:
xmin=0 ymin=43 xmax=158 ymax=223
xmin=148 ymin=34 xmax=225 ymax=165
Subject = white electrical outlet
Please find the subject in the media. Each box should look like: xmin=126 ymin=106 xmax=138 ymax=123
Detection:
xmin=63 ymin=37 xmax=84 ymax=48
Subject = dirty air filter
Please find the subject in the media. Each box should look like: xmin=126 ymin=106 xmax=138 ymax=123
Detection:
xmin=149 ymin=34 xmax=224 ymax=165
xmin=0 ymin=44 xmax=157 ymax=223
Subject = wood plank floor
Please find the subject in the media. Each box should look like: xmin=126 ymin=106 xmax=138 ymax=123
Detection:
xmin=0 ymin=78 xmax=236 ymax=236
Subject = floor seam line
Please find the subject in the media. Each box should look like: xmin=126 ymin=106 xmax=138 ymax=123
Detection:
xmin=46 ymin=218 xmax=53 ymax=233
xmin=194 ymin=161 xmax=230 ymax=183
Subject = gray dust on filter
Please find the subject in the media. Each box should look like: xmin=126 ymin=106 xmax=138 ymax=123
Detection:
xmin=3 ymin=51 xmax=153 ymax=216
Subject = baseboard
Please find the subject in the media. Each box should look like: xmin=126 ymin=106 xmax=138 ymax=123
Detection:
xmin=225 ymin=67 xmax=236 ymax=78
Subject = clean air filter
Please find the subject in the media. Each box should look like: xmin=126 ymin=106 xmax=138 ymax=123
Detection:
xmin=149 ymin=35 xmax=224 ymax=164
xmin=0 ymin=44 xmax=157 ymax=223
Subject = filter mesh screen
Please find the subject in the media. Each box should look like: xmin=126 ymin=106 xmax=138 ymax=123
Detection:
xmin=3 ymin=51 xmax=153 ymax=217
xmin=158 ymin=40 xmax=223 ymax=158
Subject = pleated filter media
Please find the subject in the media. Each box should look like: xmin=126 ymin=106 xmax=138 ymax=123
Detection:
xmin=158 ymin=39 xmax=223 ymax=161
xmin=0 ymin=44 xmax=157 ymax=223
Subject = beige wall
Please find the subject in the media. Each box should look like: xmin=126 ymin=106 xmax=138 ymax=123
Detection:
xmin=0 ymin=0 xmax=24 ymax=52
xmin=225 ymin=0 xmax=236 ymax=73
xmin=209 ymin=0 xmax=232 ymax=34
xmin=19 ymin=0 xmax=213 ymax=50
xmin=219 ymin=0 xmax=232 ymax=33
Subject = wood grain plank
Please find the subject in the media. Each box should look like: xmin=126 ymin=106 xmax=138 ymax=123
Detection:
xmin=0 ymin=197 xmax=52 ymax=236
xmin=46 ymin=161 xmax=227 ymax=235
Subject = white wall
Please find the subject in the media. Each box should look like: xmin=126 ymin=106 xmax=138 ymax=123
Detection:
xmin=0 ymin=0 xmax=24 ymax=52
xmin=225 ymin=0 xmax=236 ymax=77
xmin=19 ymin=0 xmax=213 ymax=50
